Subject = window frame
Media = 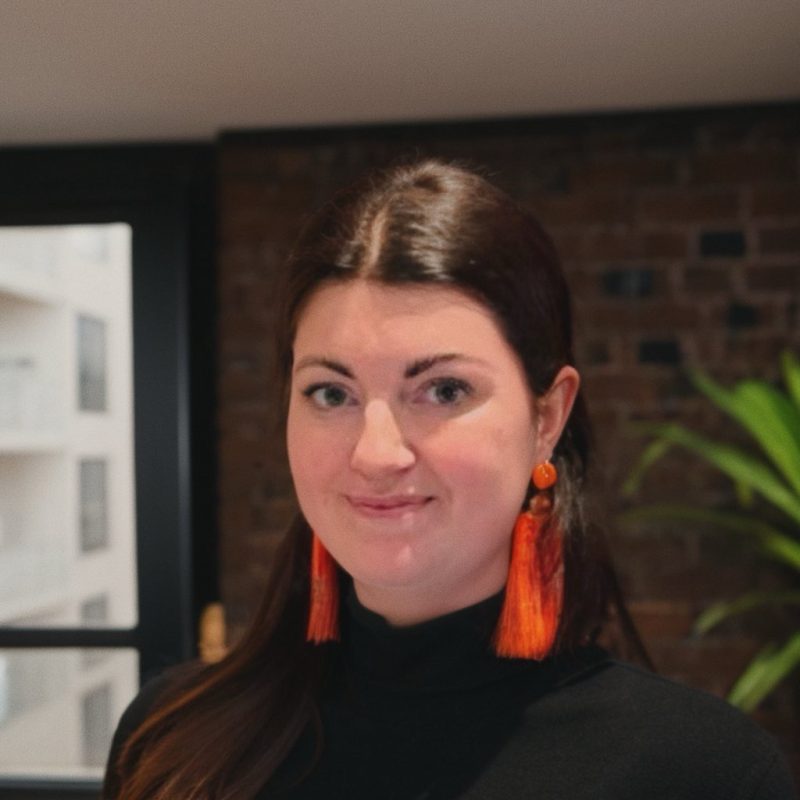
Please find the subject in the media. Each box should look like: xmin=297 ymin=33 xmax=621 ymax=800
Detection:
xmin=0 ymin=144 xmax=218 ymax=797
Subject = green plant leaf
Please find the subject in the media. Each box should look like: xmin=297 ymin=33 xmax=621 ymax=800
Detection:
xmin=621 ymin=353 xmax=800 ymax=714
xmin=782 ymin=350 xmax=800 ymax=413
xmin=621 ymin=438 xmax=673 ymax=496
xmin=694 ymin=590 xmax=800 ymax=634
xmin=689 ymin=368 xmax=800 ymax=498
xmin=617 ymin=504 xmax=800 ymax=572
xmin=758 ymin=534 xmax=800 ymax=575
xmin=728 ymin=632 xmax=800 ymax=712
xmin=737 ymin=382 xmax=800 ymax=490
xmin=625 ymin=423 xmax=800 ymax=525
xmin=734 ymin=480 xmax=754 ymax=509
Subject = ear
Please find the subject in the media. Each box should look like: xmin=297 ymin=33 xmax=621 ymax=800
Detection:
xmin=533 ymin=366 xmax=581 ymax=461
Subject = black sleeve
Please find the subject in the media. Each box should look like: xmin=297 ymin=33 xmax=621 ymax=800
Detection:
xmin=102 ymin=674 xmax=172 ymax=799
xmin=747 ymin=750 xmax=798 ymax=800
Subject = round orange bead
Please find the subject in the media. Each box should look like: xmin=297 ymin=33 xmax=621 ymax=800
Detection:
xmin=532 ymin=461 xmax=557 ymax=490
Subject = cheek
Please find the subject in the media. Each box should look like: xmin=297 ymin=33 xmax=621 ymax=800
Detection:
xmin=286 ymin=406 xmax=305 ymax=478
xmin=430 ymin=417 xmax=532 ymax=506
xmin=287 ymin=409 xmax=348 ymax=505
xmin=287 ymin=408 xmax=323 ymax=491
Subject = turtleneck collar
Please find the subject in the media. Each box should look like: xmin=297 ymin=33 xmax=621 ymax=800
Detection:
xmin=341 ymin=585 xmax=608 ymax=695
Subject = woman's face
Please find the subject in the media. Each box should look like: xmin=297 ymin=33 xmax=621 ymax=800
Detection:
xmin=287 ymin=280 xmax=578 ymax=625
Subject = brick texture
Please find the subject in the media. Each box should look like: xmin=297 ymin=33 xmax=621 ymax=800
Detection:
xmin=216 ymin=106 xmax=800 ymax=771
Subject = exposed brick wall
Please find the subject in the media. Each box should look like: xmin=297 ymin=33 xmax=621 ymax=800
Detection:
xmin=217 ymin=105 xmax=800 ymax=767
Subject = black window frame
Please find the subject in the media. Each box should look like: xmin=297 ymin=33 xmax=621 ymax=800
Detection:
xmin=0 ymin=144 xmax=218 ymax=798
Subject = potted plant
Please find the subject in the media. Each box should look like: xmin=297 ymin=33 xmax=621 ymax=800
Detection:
xmin=620 ymin=350 xmax=800 ymax=711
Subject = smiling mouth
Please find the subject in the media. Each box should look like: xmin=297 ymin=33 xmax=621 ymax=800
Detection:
xmin=346 ymin=495 xmax=434 ymax=516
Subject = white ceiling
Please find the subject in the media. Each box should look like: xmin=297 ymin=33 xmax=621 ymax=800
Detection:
xmin=2 ymin=0 xmax=799 ymax=146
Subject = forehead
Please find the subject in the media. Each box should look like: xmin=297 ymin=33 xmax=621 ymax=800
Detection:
xmin=292 ymin=280 xmax=514 ymax=361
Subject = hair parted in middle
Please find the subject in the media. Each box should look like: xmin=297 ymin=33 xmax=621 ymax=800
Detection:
xmin=276 ymin=158 xmax=607 ymax=653
xmin=108 ymin=159 xmax=642 ymax=800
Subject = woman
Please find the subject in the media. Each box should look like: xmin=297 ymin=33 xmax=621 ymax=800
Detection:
xmin=105 ymin=160 xmax=795 ymax=799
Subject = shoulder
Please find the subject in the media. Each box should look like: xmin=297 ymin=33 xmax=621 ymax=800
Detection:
xmin=575 ymin=657 xmax=775 ymax=738
xmin=531 ymin=655 xmax=796 ymax=799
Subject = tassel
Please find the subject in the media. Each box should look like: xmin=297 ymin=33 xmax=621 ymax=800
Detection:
xmin=493 ymin=494 xmax=563 ymax=659
xmin=306 ymin=532 xmax=340 ymax=643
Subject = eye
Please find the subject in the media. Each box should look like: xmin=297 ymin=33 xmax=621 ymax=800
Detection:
xmin=302 ymin=383 xmax=354 ymax=409
xmin=420 ymin=377 xmax=472 ymax=406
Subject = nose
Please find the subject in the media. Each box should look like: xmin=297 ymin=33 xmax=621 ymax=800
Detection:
xmin=350 ymin=400 xmax=415 ymax=477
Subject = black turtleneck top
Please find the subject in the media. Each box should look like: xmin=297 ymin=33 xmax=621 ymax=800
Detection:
xmin=106 ymin=590 xmax=796 ymax=799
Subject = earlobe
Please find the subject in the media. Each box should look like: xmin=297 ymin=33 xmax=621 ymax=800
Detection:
xmin=536 ymin=366 xmax=580 ymax=455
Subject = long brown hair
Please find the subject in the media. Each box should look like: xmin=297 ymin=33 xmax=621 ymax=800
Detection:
xmin=107 ymin=160 xmax=640 ymax=799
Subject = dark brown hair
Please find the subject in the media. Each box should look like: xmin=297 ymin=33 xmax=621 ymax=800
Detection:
xmin=107 ymin=160 xmax=638 ymax=799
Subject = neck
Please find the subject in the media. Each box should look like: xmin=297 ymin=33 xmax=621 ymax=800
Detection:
xmin=352 ymin=574 xmax=507 ymax=627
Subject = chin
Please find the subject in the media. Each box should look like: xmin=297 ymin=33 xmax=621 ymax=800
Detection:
xmin=345 ymin=553 xmax=431 ymax=592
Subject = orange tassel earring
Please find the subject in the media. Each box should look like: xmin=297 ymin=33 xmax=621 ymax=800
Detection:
xmin=306 ymin=532 xmax=340 ymax=643
xmin=493 ymin=461 xmax=563 ymax=660
xmin=532 ymin=460 xmax=557 ymax=491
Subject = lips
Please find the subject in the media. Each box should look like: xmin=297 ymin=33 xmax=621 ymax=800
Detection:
xmin=346 ymin=495 xmax=433 ymax=516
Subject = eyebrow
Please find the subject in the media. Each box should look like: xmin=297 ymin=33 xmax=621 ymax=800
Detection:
xmin=293 ymin=353 xmax=486 ymax=379
xmin=405 ymin=354 xmax=461 ymax=378
xmin=294 ymin=357 xmax=354 ymax=378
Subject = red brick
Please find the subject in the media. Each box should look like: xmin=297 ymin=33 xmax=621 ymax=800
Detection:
xmin=221 ymin=209 xmax=305 ymax=245
xmin=683 ymin=265 xmax=733 ymax=292
xmin=580 ymin=231 xmax=642 ymax=260
xmin=221 ymin=181 xmax=282 ymax=208
xmin=628 ymin=600 xmax=696 ymax=640
xmin=609 ymin=530 xmax=699 ymax=600
xmin=745 ymin=264 xmax=800 ymax=292
xmin=218 ymin=367 xmax=269 ymax=405
xmin=642 ymin=231 xmax=689 ymax=259
xmin=570 ymin=155 xmax=678 ymax=188
xmin=220 ymin=145 xmax=316 ymax=179
xmin=637 ymin=189 xmax=740 ymax=223
xmin=578 ymin=339 xmax=613 ymax=366
xmin=723 ymin=334 xmax=800 ymax=363
xmin=563 ymin=265 xmax=597 ymax=296
xmin=580 ymin=301 xmax=700 ymax=331
xmin=533 ymin=190 xmax=633 ymax=226
xmin=218 ymin=311 xmax=272 ymax=341
xmin=549 ymin=231 xmax=584 ymax=261
xmin=566 ymin=230 xmax=689 ymax=261
xmin=581 ymin=372 xmax=661 ymax=406
xmin=690 ymin=149 xmax=798 ymax=184
xmin=759 ymin=227 xmax=800 ymax=254
xmin=751 ymin=185 xmax=800 ymax=218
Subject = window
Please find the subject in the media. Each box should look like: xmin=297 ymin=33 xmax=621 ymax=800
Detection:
xmin=0 ymin=145 xmax=217 ymax=798
xmin=82 ymin=683 xmax=113 ymax=768
xmin=79 ymin=458 xmax=110 ymax=553
xmin=80 ymin=595 xmax=111 ymax=669
xmin=77 ymin=315 xmax=108 ymax=413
